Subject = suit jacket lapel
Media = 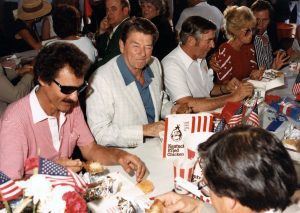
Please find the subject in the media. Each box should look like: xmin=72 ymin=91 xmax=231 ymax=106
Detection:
xmin=123 ymin=82 xmax=148 ymax=122
xmin=113 ymin=62 xmax=148 ymax=122
xmin=149 ymin=80 xmax=160 ymax=121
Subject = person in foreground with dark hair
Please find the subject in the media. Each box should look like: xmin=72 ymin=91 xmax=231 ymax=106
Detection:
xmin=0 ymin=43 xmax=145 ymax=182
xmin=157 ymin=126 xmax=299 ymax=213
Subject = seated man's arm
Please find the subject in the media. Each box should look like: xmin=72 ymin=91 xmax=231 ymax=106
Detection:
xmin=176 ymin=82 xmax=254 ymax=113
xmin=0 ymin=112 xmax=26 ymax=179
xmin=86 ymin=73 xmax=144 ymax=147
xmin=79 ymin=142 xmax=146 ymax=182
xmin=0 ymin=66 xmax=33 ymax=104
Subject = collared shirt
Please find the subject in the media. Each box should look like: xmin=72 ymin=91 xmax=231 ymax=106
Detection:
xmin=117 ymin=55 xmax=155 ymax=123
xmin=0 ymin=88 xmax=94 ymax=179
xmin=30 ymin=86 xmax=66 ymax=151
xmin=162 ymin=45 xmax=214 ymax=102
xmin=254 ymin=31 xmax=273 ymax=69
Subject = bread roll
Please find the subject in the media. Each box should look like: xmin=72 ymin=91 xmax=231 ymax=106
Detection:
xmin=283 ymin=139 xmax=300 ymax=152
xmin=83 ymin=161 xmax=104 ymax=174
xmin=136 ymin=179 xmax=154 ymax=194
xmin=146 ymin=199 xmax=164 ymax=213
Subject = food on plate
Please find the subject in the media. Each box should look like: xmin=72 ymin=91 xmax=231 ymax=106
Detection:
xmin=117 ymin=197 xmax=136 ymax=213
xmin=84 ymin=175 xmax=120 ymax=201
xmin=146 ymin=199 xmax=165 ymax=213
xmin=263 ymin=69 xmax=283 ymax=80
xmin=275 ymin=71 xmax=284 ymax=77
xmin=283 ymin=139 xmax=300 ymax=152
xmin=83 ymin=160 xmax=104 ymax=174
xmin=136 ymin=179 xmax=154 ymax=194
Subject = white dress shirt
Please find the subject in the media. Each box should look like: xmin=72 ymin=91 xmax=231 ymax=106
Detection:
xmin=162 ymin=45 xmax=214 ymax=102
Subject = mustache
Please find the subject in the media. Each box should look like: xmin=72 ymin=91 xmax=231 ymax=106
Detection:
xmin=63 ymin=99 xmax=76 ymax=104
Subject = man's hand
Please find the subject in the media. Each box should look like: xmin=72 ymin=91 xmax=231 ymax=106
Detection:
xmin=143 ymin=121 xmax=165 ymax=137
xmin=231 ymin=82 xmax=254 ymax=102
xmin=225 ymin=77 xmax=241 ymax=93
xmin=117 ymin=150 xmax=146 ymax=182
xmin=156 ymin=192 xmax=203 ymax=213
xmin=250 ymin=67 xmax=264 ymax=80
xmin=208 ymin=53 xmax=220 ymax=72
xmin=55 ymin=158 xmax=83 ymax=173
xmin=171 ymin=103 xmax=192 ymax=114
xmin=16 ymin=64 xmax=33 ymax=76
xmin=272 ymin=50 xmax=289 ymax=70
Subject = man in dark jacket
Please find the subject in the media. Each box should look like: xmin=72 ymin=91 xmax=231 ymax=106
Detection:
xmin=95 ymin=0 xmax=130 ymax=66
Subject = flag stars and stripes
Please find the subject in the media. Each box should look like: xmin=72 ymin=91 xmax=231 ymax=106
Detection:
xmin=226 ymin=104 xmax=244 ymax=128
xmin=292 ymin=72 xmax=300 ymax=96
xmin=0 ymin=171 xmax=23 ymax=201
xmin=246 ymin=101 xmax=260 ymax=127
xmin=37 ymin=158 xmax=87 ymax=192
xmin=40 ymin=159 xmax=69 ymax=176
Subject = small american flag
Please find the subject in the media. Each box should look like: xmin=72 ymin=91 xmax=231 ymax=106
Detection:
xmin=214 ymin=118 xmax=226 ymax=132
xmin=292 ymin=72 xmax=300 ymax=96
xmin=38 ymin=158 xmax=87 ymax=193
xmin=226 ymin=104 xmax=244 ymax=128
xmin=246 ymin=101 xmax=260 ymax=127
xmin=0 ymin=171 xmax=23 ymax=201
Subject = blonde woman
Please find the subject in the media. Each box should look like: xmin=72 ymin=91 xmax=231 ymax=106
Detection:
xmin=211 ymin=6 xmax=263 ymax=84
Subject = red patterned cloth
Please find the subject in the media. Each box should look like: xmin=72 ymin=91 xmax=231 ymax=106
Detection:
xmin=214 ymin=42 xmax=257 ymax=83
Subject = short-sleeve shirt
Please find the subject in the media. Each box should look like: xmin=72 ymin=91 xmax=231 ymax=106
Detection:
xmin=0 ymin=87 xmax=94 ymax=179
xmin=162 ymin=45 xmax=214 ymax=102
xmin=215 ymin=42 xmax=257 ymax=83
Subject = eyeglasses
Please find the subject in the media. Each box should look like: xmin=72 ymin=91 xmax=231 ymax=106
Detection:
xmin=53 ymin=79 xmax=88 ymax=95
xmin=198 ymin=180 xmax=210 ymax=197
xmin=243 ymin=28 xmax=256 ymax=36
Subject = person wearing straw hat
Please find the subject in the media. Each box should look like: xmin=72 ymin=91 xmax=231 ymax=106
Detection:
xmin=8 ymin=0 xmax=52 ymax=53
xmin=17 ymin=0 xmax=52 ymax=21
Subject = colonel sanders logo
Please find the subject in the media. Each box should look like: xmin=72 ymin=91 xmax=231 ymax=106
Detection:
xmin=170 ymin=125 xmax=182 ymax=142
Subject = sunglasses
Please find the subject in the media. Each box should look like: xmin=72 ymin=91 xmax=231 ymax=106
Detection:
xmin=243 ymin=28 xmax=256 ymax=36
xmin=53 ymin=79 xmax=88 ymax=95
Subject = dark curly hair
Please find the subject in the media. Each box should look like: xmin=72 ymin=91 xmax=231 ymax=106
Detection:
xmin=52 ymin=4 xmax=80 ymax=39
xmin=34 ymin=43 xmax=90 ymax=84
xmin=199 ymin=125 xmax=297 ymax=211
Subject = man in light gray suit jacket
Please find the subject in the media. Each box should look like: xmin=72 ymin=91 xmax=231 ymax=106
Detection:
xmin=86 ymin=17 xmax=185 ymax=147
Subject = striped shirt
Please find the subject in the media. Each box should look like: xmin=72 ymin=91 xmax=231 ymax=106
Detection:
xmin=254 ymin=31 xmax=273 ymax=69
xmin=0 ymin=90 xmax=94 ymax=179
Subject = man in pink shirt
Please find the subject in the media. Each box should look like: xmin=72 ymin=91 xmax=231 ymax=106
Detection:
xmin=0 ymin=43 xmax=145 ymax=181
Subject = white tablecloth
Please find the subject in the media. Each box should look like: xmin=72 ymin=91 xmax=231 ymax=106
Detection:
xmin=107 ymin=138 xmax=174 ymax=198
